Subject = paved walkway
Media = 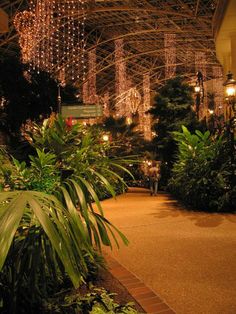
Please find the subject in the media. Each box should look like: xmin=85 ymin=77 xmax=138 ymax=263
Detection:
xmin=102 ymin=188 xmax=236 ymax=314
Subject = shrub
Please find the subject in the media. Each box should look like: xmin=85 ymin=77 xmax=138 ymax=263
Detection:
xmin=168 ymin=126 xmax=235 ymax=212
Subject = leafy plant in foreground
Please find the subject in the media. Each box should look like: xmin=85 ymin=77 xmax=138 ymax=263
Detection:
xmin=0 ymin=116 xmax=132 ymax=313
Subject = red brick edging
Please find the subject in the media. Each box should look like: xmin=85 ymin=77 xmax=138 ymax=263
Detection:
xmin=105 ymin=254 xmax=176 ymax=314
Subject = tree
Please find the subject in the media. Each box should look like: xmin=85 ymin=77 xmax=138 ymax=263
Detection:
xmin=0 ymin=57 xmax=58 ymax=133
xmin=149 ymin=77 xmax=205 ymax=185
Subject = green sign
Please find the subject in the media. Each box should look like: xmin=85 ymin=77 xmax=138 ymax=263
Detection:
xmin=61 ymin=105 xmax=103 ymax=118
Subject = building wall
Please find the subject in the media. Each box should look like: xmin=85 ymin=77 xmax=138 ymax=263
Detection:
xmin=215 ymin=0 xmax=236 ymax=121
xmin=215 ymin=0 xmax=236 ymax=77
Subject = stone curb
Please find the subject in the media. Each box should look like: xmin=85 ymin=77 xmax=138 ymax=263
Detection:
xmin=105 ymin=254 xmax=176 ymax=314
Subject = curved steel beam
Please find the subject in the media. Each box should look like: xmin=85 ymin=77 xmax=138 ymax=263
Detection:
xmin=86 ymin=28 xmax=214 ymax=52
xmin=85 ymin=6 xmax=211 ymax=22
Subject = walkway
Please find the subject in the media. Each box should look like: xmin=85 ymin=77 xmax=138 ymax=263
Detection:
xmin=102 ymin=188 xmax=236 ymax=314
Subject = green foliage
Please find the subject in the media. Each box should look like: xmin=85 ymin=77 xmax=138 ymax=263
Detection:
xmin=100 ymin=116 xmax=145 ymax=156
xmin=44 ymin=287 xmax=140 ymax=314
xmin=168 ymin=126 xmax=235 ymax=211
xmin=149 ymin=77 xmax=205 ymax=186
xmin=0 ymin=190 xmax=93 ymax=313
xmin=27 ymin=115 xmax=135 ymax=197
xmin=0 ymin=115 xmax=132 ymax=313
xmin=8 ymin=148 xmax=60 ymax=193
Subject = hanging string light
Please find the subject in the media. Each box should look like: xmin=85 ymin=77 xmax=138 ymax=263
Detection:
xmin=140 ymin=73 xmax=152 ymax=141
xmin=115 ymin=38 xmax=127 ymax=116
xmin=164 ymin=33 xmax=176 ymax=79
xmin=88 ymin=48 xmax=98 ymax=104
xmin=14 ymin=10 xmax=35 ymax=64
xmin=14 ymin=0 xmax=87 ymax=85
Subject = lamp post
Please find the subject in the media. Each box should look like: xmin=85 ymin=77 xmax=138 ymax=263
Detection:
xmin=223 ymin=72 xmax=236 ymax=120
xmin=223 ymin=71 xmax=236 ymax=182
xmin=194 ymin=71 xmax=204 ymax=119
xmin=57 ymin=80 xmax=66 ymax=114
xmin=57 ymin=83 xmax=62 ymax=114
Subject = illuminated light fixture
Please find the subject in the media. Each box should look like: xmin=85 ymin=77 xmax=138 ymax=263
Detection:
xmin=223 ymin=72 xmax=236 ymax=114
xmin=126 ymin=117 xmax=132 ymax=125
xmin=102 ymin=134 xmax=109 ymax=142
xmin=224 ymin=72 xmax=236 ymax=98
xmin=223 ymin=72 xmax=236 ymax=173
xmin=194 ymin=85 xmax=201 ymax=93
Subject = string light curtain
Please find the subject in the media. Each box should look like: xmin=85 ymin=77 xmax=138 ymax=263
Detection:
xmin=139 ymin=73 xmax=152 ymax=141
xmin=195 ymin=51 xmax=207 ymax=119
xmin=87 ymin=48 xmax=98 ymax=104
xmin=115 ymin=38 xmax=127 ymax=116
xmin=164 ymin=33 xmax=176 ymax=79
xmin=82 ymin=80 xmax=89 ymax=104
xmin=212 ymin=66 xmax=224 ymax=116
xmin=14 ymin=0 xmax=87 ymax=84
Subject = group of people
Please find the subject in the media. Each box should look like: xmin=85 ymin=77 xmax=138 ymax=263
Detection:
xmin=147 ymin=161 xmax=161 ymax=196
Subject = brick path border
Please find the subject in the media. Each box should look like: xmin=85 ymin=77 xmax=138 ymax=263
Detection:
xmin=105 ymin=254 xmax=176 ymax=314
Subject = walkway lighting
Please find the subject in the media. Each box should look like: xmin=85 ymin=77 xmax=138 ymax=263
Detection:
xmin=223 ymin=72 xmax=236 ymax=114
xmin=223 ymin=72 xmax=236 ymax=181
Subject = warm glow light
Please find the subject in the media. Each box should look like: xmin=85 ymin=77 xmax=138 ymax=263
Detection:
xmin=139 ymin=73 xmax=152 ymax=141
xmin=194 ymin=85 xmax=201 ymax=93
xmin=226 ymin=86 xmax=236 ymax=97
xmin=115 ymin=38 xmax=127 ymax=116
xmin=126 ymin=117 xmax=132 ymax=125
xmin=14 ymin=0 xmax=87 ymax=84
xmin=102 ymin=134 xmax=109 ymax=142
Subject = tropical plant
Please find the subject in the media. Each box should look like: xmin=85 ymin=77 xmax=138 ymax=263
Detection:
xmin=168 ymin=126 xmax=235 ymax=211
xmin=44 ymin=287 xmax=140 ymax=314
xmin=25 ymin=114 xmax=135 ymax=196
xmin=0 ymin=116 xmax=132 ymax=313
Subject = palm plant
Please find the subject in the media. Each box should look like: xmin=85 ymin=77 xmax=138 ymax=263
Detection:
xmin=100 ymin=116 xmax=145 ymax=156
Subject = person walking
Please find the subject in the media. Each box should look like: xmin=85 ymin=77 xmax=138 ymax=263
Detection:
xmin=148 ymin=161 xmax=160 ymax=196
